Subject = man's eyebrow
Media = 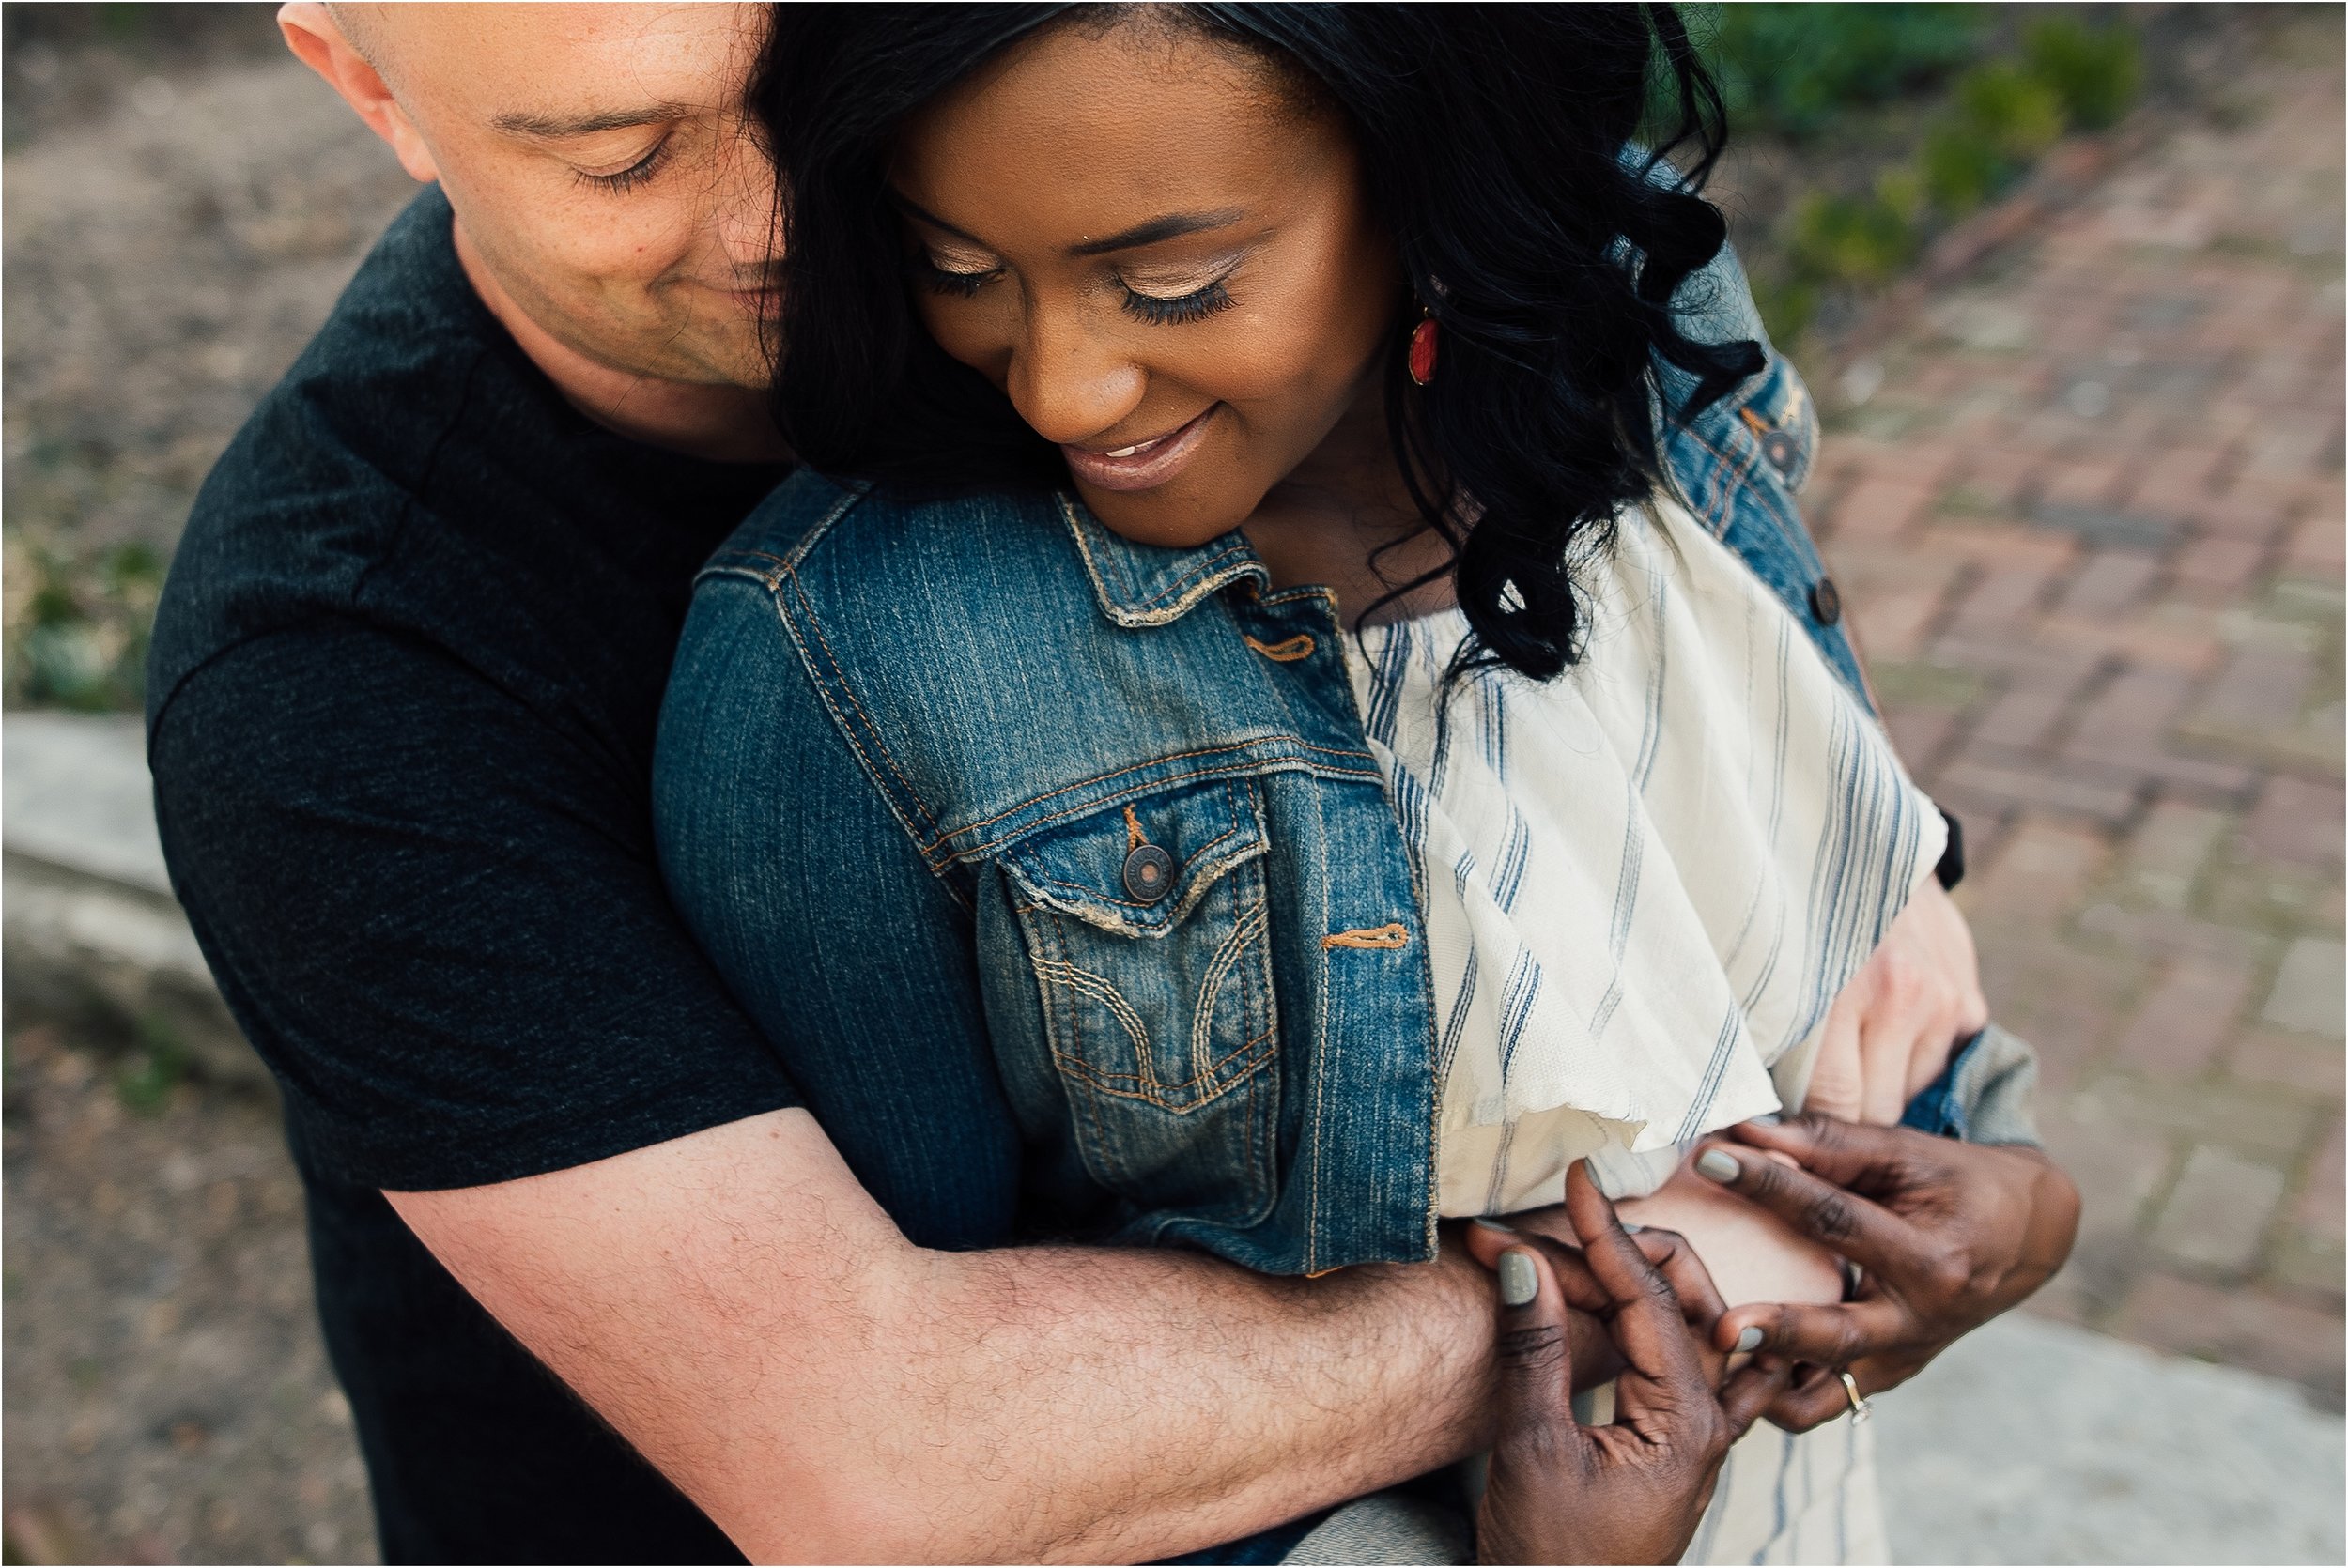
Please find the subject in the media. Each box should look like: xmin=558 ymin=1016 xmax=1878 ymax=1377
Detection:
xmin=492 ymin=103 xmax=692 ymax=138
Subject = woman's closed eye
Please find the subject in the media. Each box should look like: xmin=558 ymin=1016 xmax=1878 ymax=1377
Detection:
xmin=1119 ymin=269 xmax=1236 ymax=326
xmin=914 ymin=245 xmax=1003 ymax=298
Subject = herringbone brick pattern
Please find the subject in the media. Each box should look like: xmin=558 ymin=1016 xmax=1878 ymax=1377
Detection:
xmin=1806 ymin=44 xmax=2345 ymax=1402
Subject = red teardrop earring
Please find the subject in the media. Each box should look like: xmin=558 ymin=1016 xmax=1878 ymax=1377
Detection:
xmin=1408 ymin=314 xmax=1439 ymax=387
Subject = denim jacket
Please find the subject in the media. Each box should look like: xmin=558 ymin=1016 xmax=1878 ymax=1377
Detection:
xmin=656 ymin=255 xmax=1991 ymax=1278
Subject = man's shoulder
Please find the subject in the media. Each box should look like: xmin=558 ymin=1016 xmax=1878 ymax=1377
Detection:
xmin=147 ymin=189 xmax=524 ymax=727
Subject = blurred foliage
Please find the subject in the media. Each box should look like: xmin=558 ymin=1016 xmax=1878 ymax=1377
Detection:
xmin=1705 ymin=6 xmax=2145 ymax=344
xmin=2023 ymin=12 xmax=2146 ymax=131
xmin=115 ymin=1012 xmax=192 ymax=1117
xmin=4 ymin=536 xmax=162 ymax=711
xmin=1704 ymin=4 xmax=1988 ymax=140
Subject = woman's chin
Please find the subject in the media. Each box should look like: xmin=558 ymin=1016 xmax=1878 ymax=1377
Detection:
xmin=1074 ymin=482 xmax=1248 ymax=553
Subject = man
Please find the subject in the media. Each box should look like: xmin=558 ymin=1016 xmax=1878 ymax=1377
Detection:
xmin=148 ymin=5 xmax=2077 ymax=1560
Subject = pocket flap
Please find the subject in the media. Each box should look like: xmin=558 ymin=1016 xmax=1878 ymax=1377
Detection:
xmin=1001 ymin=776 xmax=1267 ymax=938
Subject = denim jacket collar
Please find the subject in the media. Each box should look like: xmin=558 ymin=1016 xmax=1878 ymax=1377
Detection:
xmin=1058 ymin=494 xmax=1270 ymax=629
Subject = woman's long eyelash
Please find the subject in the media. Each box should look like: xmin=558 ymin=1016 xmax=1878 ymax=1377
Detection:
xmin=577 ymin=139 xmax=670 ymax=194
xmin=1120 ymin=277 xmax=1235 ymax=326
xmin=913 ymin=254 xmax=997 ymax=298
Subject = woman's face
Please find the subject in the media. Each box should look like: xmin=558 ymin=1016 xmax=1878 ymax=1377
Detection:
xmin=891 ymin=22 xmax=1398 ymax=549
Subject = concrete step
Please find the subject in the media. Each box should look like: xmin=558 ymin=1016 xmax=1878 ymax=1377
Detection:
xmin=3 ymin=710 xmax=265 ymax=1090
xmin=1878 ymin=1311 xmax=2344 ymax=1563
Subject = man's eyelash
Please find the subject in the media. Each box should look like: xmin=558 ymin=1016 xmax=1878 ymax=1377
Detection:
xmin=1120 ymin=277 xmax=1235 ymax=326
xmin=576 ymin=139 xmax=671 ymax=194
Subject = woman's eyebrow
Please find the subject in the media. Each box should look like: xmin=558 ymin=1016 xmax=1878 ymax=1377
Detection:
xmin=1068 ymin=210 xmax=1245 ymax=257
xmin=890 ymin=192 xmax=989 ymax=246
xmin=888 ymin=194 xmax=1245 ymax=257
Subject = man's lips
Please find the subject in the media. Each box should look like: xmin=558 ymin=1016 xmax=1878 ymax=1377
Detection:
xmin=1061 ymin=406 xmax=1219 ymax=493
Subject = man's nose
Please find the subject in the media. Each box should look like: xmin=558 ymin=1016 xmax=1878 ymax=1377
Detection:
xmin=1006 ymin=311 xmax=1145 ymax=449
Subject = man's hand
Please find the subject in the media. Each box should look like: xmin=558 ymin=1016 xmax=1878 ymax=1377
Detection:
xmin=1475 ymin=1166 xmax=1785 ymax=1565
xmin=1690 ymin=1114 xmax=2078 ymax=1430
xmin=1806 ymin=880 xmax=1990 ymax=1125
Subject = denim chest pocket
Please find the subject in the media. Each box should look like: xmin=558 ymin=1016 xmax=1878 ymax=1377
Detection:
xmin=998 ymin=775 xmax=1280 ymax=1224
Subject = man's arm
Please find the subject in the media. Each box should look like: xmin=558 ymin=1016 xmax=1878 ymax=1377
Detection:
xmin=391 ymin=1107 xmax=1498 ymax=1564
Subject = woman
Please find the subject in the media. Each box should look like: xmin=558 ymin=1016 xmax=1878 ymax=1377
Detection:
xmin=657 ymin=6 xmax=1996 ymax=1560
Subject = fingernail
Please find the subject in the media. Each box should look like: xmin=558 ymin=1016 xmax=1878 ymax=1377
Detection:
xmin=1621 ymin=1222 xmax=1645 ymax=1233
xmin=1748 ymin=1112 xmax=1783 ymax=1127
xmin=1735 ymin=1326 xmax=1765 ymax=1353
xmin=1472 ymin=1217 xmax=1516 ymax=1235
xmin=1696 ymin=1148 xmax=1742 ymax=1183
xmin=1498 ymin=1250 xmax=1538 ymax=1308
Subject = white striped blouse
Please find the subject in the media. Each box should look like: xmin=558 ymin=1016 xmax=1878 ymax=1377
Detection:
xmin=1345 ymin=494 xmax=1945 ymax=1217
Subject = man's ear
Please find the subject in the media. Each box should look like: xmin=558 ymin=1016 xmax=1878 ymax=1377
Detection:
xmin=277 ymin=2 xmax=439 ymax=185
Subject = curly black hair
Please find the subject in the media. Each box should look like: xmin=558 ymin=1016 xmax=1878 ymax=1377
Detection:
xmin=756 ymin=4 xmax=1762 ymax=682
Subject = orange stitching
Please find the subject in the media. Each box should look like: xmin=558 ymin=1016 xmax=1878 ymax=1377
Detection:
xmin=1027 ymin=820 xmax=1246 ymax=908
xmin=1738 ymin=407 xmax=1770 ymax=436
xmin=1123 ymin=804 xmax=1145 ymax=852
xmin=956 ymin=759 xmax=1373 ymax=863
xmin=1304 ymin=1266 xmax=1346 ymax=1279
xmin=945 ymin=741 xmax=1375 ymax=846
xmin=1243 ymin=633 xmax=1316 ymax=662
xmin=1321 ymin=923 xmax=1411 ymax=950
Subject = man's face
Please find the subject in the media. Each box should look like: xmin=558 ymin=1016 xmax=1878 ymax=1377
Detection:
xmin=359 ymin=4 xmax=777 ymax=390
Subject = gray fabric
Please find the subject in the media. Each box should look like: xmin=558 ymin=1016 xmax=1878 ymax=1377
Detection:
xmin=1281 ymin=1490 xmax=1474 ymax=1565
xmin=1951 ymin=1022 xmax=2042 ymax=1147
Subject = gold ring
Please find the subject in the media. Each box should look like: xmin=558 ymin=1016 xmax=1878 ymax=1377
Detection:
xmin=1839 ymin=1370 xmax=1872 ymax=1423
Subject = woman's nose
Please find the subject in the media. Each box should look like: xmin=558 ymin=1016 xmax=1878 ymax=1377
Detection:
xmin=1006 ymin=313 xmax=1145 ymax=449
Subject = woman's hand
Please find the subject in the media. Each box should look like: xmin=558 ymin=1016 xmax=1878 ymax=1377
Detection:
xmin=1805 ymin=881 xmax=1989 ymax=1125
xmin=1472 ymin=1163 xmax=1786 ymax=1565
xmin=1692 ymin=1114 xmax=2079 ymax=1431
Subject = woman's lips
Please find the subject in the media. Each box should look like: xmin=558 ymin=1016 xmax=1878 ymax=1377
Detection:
xmin=1061 ymin=405 xmax=1218 ymax=493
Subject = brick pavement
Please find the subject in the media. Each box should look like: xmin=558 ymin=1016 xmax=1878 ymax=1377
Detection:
xmin=1802 ymin=38 xmax=2346 ymax=1403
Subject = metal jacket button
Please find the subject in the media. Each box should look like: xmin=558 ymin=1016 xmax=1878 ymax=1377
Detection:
xmin=1123 ymin=842 xmax=1175 ymax=902
xmin=1762 ymin=429 xmax=1800 ymax=473
xmin=1809 ymin=577 xmax=1844 ymax=626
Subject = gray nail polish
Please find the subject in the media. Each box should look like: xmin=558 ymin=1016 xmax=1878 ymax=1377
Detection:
xmin=1498 ymin=1251 xmax=1538 ymax=1308
xmin=1749 ymin=1112 xmax=1783 ymax=1127
xmin=1620 ymin=1222 xmax=1645 ymax=1233
xmin=1473 ymin=1216 xmax=1516 ymax=1235
xmin=1735 ymin=1326 xmax=1765 ymax=1353
xmin=1697 ymin=1148 xmax=1742 ymax=1183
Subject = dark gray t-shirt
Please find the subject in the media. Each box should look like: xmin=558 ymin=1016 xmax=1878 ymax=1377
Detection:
xmin=147 ymin=187 xmax=795 ymax=1561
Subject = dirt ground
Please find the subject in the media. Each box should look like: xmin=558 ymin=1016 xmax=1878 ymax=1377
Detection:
xmin=3 ymin=1025 xmax=377 ymax=1566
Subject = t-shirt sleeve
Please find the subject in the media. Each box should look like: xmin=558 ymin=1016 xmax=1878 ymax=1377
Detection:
xmin=149 ymin=619 xmax=799 ymax=1191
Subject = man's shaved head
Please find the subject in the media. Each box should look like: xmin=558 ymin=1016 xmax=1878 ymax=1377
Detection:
xmin=320 ymin=3 xmax=386 ymax=68
xmin=280 ymin=3 xmax=780 ymax=457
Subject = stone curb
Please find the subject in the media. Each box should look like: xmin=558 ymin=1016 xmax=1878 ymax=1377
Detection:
xmin=3 ymin=711 xmax=268 ymax=1091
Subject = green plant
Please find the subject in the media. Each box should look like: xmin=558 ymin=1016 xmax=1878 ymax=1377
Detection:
xmin=1699 ymin=3 xmax=1987 ymax=140
xmin=2023 ymin=13 xmax=2143 ymax=130
xmin=1954 ymin=61 xmax=2068 ymax=161
xmin=114 ymin=1012 xmax=190 ymax=1116
xmin=1790 ymin=183 xmax=1923 ymax=291
xmin=4 ymin=538 xmax=161 ymax=711
xmin=1921 ymin=120 xmax=2007 ymax=215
